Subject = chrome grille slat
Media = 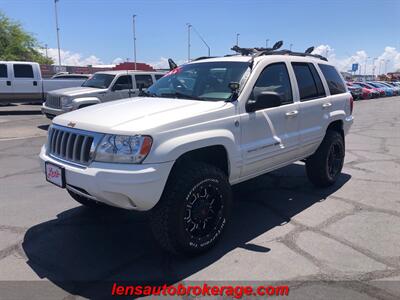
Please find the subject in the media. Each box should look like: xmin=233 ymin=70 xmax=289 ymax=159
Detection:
xmin=46 ymin=125 xmax=103 ymax=166
xmin=45 ymin=94 xmax=61 ymax=108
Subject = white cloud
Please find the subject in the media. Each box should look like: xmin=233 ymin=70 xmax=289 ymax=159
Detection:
xmin=39 ymin=48 xmax=103 ymax=66
xmin=112 ymin=57 xmax=124 ymax=65
xmin=313 ymin=45 xmax=400 ymax=74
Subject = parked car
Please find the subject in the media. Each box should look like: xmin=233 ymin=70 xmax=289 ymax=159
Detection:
xmin=41 ymin=70 xmax=165 ymax=119
xmin=40 ymin=49 xmax=353 ymax=255
xmin=351 ymin=82 xmax=379 ymax=99
xmin=51 ymin=73 xmax=91 ymax=80
xmin=379 ymin=81 xmax=400 ymax=96
xmin=346 ymin=82 xmax=362 ymax=99
xmin=367 ymin=82 xmax=393 ymax=96
xmin=0 ymin=61 xmax=88 ymax=104
xmin=356 ymin=82 xmax=385 ymax=97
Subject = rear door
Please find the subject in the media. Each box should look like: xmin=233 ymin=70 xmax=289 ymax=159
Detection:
xmin=12 ymin=63 xmax=42 ymax=102
xmin=291 ymin=62 xmax=329 ymax=156
xmin=0 ymin=63 xmax=13 ymax=103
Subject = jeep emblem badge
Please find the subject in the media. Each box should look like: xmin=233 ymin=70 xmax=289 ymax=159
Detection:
xmin=67 ymin=122 xmax=76 ymax=128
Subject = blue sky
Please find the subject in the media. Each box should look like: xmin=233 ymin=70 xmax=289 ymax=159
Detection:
xmin=1 ymin=0 xmax=399 ymax=71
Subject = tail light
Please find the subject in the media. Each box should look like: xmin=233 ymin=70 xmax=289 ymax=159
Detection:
xmin=349 ymin=95 xmax=354 ymax=114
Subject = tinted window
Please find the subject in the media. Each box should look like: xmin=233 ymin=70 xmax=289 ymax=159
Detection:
xmin=135 ymin=75 xmax=153 ymax=89
xmin=308 ymin=64 xmax=326 ymax=97
xmin=82 ymin=74 xmax=115 ymax=88
xmin=13 ymin=64 xmax=34 ymax=78
xmin=318 ymin=64 xmax=346 ymax=95
xmin=292 ymin=63 xmax=320 ymax=100
xmin=0 ymin=64 xmax=7 ymax=78
xmin=251 ymin=63 xmax=292 ymax=105
xmin=155 ymin=74 xmax=164 ymax=81
xmin=113 ymin=75 xmax=133 ymax=90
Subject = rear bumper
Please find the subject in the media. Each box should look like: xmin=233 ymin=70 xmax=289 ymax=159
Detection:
xmin=39 ymin=145 xmax=174 ymax=211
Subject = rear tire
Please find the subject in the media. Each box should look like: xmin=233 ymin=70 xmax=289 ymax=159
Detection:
xmin=150 ymin=162 xmax=232 ymax=255
xmin=306 ymin=130 xmax=345 ymax=187
xmin=67 ymin=190 xmax=106 ymax=208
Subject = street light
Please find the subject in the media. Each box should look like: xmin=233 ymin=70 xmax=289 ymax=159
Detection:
xmin=266 ymin=39 xmax=269 ymax=48
xmin=191 ymin=25 xmax=211 ymax=57
xmin=236 ymin=33 xmax=240 ymax=46
xmin=132 ymin=15 xmax=137 ymax=70
xmin=54 ymin=0 xmax=62 ymax=67
xmin=186 ymin=23 xmax=192 ymax=62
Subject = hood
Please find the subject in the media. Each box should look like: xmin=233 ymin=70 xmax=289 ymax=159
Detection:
xmin=49 ymin=86 xmax=106 ymax=97
xmin=53 ymin=97 xmax=227 ymax=134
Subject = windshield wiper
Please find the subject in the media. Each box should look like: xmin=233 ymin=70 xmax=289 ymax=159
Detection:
xmin=160 ymin=92 xmax=202 ymax=100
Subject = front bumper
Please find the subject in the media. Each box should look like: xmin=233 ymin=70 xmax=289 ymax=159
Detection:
xmin=41 ymin=103 xmax=66 ymax=118
xmin=40 ymin=145 xmax=174 ymax=211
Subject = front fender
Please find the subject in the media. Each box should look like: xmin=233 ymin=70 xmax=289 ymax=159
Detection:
xmin=72 ymin=97 xmax=101 ymax=108
xmin=146 ymin=130 xmax=240 ymax=179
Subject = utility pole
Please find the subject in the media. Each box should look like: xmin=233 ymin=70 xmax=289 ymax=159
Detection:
xmin=133 ymin=15 xmax=137 ymax=70
xmin=44 ymin=44 xmax=48 ymax=59
xmin=266 ymin=39 xmax=269 ymax=48
xmin=187 ymin=23 xmax=192 ymax=62
xmin=236 ymin=33 xmax=240 ymax=46
xmin=54 ymin=0 xmax=62 ymax=67
xmin=191 ymin=25 xmax=210 ymax=56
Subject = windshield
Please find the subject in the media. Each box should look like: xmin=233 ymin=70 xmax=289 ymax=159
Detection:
xmin=147 ymin=61 xmax=249 ymax=101
xmin=82 ymin=74 xmax=115 ymax=89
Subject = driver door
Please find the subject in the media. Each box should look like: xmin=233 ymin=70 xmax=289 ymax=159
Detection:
xmin=240 ymin=62 xmax=300 ymax=177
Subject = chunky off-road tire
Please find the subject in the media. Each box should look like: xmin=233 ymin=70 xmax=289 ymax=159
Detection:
xmin=306 ymin=130 xmax=345 ymax=187
xmin=67 ymin=190 xmax=106 ymax=208
xmin=150 ymin=162 xmax=232 ymax=255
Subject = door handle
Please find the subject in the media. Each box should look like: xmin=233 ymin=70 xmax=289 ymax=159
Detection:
xmin=6 ymin=81 xmax=11 ymax=86
xmin=322 ymin=102 xmax=332 ymax=108
xmin=285 ymin=110 xmax=298 ymax=117
xmin=33 ymin=81 xmax=38 ymax=86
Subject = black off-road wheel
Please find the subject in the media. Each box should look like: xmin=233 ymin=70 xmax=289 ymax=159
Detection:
xmin=67 ymin=190 xmax=106 ymax=208
xmin=150 ymin=162 xmax=232 ymax=255
xmin=306 ymin=130 xmax=345 ymax=187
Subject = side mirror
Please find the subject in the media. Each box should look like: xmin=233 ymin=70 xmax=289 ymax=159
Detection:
xmin=246 ymin=91 xmax=281 ymax=112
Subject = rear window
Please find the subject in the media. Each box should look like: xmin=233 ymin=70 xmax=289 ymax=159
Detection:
xmin=318 ymin=64 xmax=346 ymax=95
xmin=13 ymin=64 xmax=34 ymax=78
xmin=0 ymin=64 xmax=7 ymax=78
xmin=292 ymin=63 xmax=321 ymax=100
xmin=135 ymin=74 xmax=153 ymax=89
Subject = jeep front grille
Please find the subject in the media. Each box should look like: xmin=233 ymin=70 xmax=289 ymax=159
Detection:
xmin=47 ymin=125 xmax=103 ymax=166
xmin=46 ymin=94 xmax=61 ymax=108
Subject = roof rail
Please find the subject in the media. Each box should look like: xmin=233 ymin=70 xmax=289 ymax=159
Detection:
xmin=192 ymin=56 xmax=217 ymax=61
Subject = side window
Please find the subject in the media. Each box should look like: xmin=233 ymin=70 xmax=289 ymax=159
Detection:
xmin=155 ymin=74 xmax=164 ymax=81
xmin=318 ymin=64 xmax=346 ymax=95
xmin=135 ymin=75 xmax=153 ymax=89
xmin=308 ymin=64 xmax=326 ymax=97
xmin=113 ymin=75 xmax=133 ymax=90
xmin=13 ymin=64 xmax=34 ymax=78
xmin=251 ymin=62 xmax=293 ymax=105
xmin=292 ymin=63 xmax=320 ymax=101
xmin=0 ymin=64 xmax=7 ymax=78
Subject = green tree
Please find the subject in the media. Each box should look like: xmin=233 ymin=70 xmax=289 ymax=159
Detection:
xmin=0 ymin=11 xmax=53 ymax=64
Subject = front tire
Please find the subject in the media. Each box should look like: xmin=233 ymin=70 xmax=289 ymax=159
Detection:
xmin=306 ymin=130 xmax=345 ymax=187
xmin=150 ymin=162 xmax=232 ymax=255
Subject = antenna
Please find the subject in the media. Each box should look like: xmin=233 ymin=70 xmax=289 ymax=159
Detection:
xmin=272 ymin=40 xmax=283 ymax=50
xmin=168 ymin=58 xmax=178 ymax=70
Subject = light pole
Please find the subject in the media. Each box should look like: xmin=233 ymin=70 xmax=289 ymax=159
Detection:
xmin=289 ymin=43 xmax=293 ymax=51
xmin=187 ymin=23 xmax=192 ymax=62
xmin=54 ymin=0 xmax=62 ymax=67
xmin=384 ymin=59 xmax=389 ymax=74
xmin=132 ymin=15 xmax=137 ymax=70
xmin=191 ymin=25 xmax=210 ymax=56
xmin=44 ymin=44 xmax=48 ymax=59
xmin=372 ymin=57 xmax=377 ymax=78
xmin=364 ymin=56 xmax=370 ymax=76
xmin=236 ymin=33 xmax=240 ymax=46
xmin=266 ymin=39 xmax=269 ymax=48
xmin=378 ymin=59 xmax=383 ymax=75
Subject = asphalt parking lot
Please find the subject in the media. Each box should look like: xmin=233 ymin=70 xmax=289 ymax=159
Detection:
xmin=0 ymin=98 xmax=399 ymax=299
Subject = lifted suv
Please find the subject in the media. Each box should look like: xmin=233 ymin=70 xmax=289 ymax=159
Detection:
xmin=40 ymin=46 xmax=353 ymax=255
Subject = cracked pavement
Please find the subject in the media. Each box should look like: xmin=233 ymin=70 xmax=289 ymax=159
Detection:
xmin=0 ymin=98 xmax=399 ymax=299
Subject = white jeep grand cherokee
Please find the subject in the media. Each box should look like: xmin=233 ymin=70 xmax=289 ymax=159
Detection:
xmin=40 ymin=48 xmax=353 ymax=255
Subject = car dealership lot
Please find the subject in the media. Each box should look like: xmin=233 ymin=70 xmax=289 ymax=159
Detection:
xmin=0 ymin=98 xmax=400 ymax=299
